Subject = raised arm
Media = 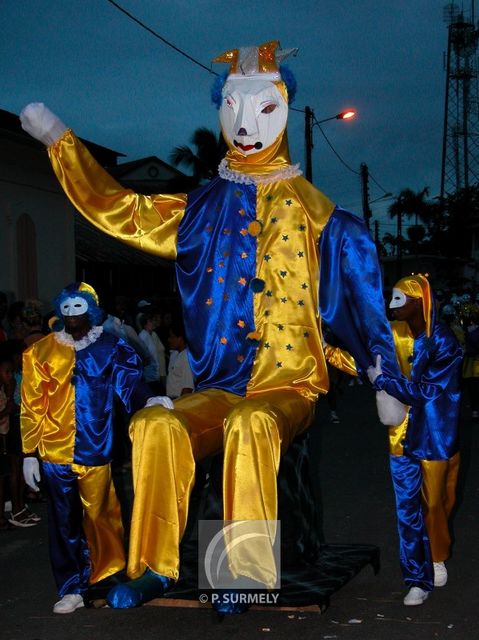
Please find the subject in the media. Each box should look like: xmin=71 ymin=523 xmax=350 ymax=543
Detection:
xmin=20 ymin=103 xmax=187 ymax=260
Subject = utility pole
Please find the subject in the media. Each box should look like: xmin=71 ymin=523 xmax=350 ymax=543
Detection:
xmin=360 ymin=162 xmax=372 ymax=229
xmin=304 ymin=106 xmax=314 ymax=183
xmin=374 ymin=220 xmax=380 ymax=251
xmin=396 ymin=209 xmax=403 ymax=280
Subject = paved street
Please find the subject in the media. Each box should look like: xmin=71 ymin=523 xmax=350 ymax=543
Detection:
xmin=1 ymin=384 xmax=477 ymax=640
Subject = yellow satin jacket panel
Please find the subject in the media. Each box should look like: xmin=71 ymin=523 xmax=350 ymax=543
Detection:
xmin=21 ymin=334 xmax=76 ymax=463
xmin=49 ymin=131 xmax=187 ymax=260
xmin=388 ymin=321 xmax=414 ymax=455
xmin=247 ymin=177 xmax=335 ymax=401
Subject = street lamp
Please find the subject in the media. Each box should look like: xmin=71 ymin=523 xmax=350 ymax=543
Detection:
xmin=369 ymin=192 xmax=393 ymax=204
xmin=304 ymin=107 xmax=357 ymax=182
xmin=316 ymin=109 xmax=357 ymax=125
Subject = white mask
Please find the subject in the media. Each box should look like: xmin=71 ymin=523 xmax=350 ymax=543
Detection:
xmin=60 ymin=296 xmax=89 ymax=317
xmin=389 ymin=288 xmax=407 ymax=309
xmin=219 ymin=77 xmax=288 ymax=155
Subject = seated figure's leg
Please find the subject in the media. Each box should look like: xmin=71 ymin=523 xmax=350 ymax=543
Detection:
xmin=222 ymin=391 xmax=314 ymax=593
xmin=127 ymin=406 xmax=196 ymax=582
xmin=108 ymin=389 xmax=241 ymax=608
xmin=77 ymin=463 xmax=125 ymax=584
xmin=107 ymin=406 xmax=195 ymax=608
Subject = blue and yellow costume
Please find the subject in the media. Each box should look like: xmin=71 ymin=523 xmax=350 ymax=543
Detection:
xmin=327 ymin=275 xmax=463 ymax=591
xmin=41 ymin=44 xmax=402 ymax=603
xmin=375 ymin=276 xmax=462 ymax=591
xmin=21 ymin=284 xmax=151 ymax=597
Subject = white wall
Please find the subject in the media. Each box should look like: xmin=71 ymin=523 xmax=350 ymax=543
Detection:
xmin=0 ymin=134 xmax=76 ymax=308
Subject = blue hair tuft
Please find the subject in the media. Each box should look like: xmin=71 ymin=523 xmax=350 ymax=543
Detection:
xmin=279 ymin=65 xmax=297 ymax=104
xmin=211 ymin=72 xmax=229 ymax=109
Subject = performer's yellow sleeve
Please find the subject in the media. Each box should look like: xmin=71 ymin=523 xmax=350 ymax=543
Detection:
xmin=324 ymin=344 xmax=358 ymax=377
xmin=20 ymin=348 xmax=49 ymax=453
xmin=48 ymin=130 xmax=187 ymax=260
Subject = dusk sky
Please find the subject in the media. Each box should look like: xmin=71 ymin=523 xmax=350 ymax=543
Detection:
xmin=1 ymin=1 xmax=459 ymax=238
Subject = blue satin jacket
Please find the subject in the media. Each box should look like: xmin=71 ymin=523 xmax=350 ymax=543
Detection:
xmin=374 ymin=323 xmax=463 ymax=460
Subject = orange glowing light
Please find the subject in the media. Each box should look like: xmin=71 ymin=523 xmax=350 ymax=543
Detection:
xmin=338 ymin=109 xmax=356 ymax=120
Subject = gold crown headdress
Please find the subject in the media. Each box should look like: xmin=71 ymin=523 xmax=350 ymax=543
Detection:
xmin=213 ymin=40 xmax=298 ymax=80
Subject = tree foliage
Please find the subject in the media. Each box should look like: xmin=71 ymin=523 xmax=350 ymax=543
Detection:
xmin=169 ymin=127 xmax=227 ymax=186
xmin=381 ymin=185 xmax=479 ymax=259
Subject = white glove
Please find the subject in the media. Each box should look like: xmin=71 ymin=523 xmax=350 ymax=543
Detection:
xmin=145 ymin=396 xmax=174 ymax=410
xmin=23 ymin=457 xmax=41 ymax=492
xmin=376 ymin=390 xmax=408 ymax=426
xmin=367 ymin=354 xmax=383 ymax=384
xmin=20 ymin=102 xmax=67 ymax=146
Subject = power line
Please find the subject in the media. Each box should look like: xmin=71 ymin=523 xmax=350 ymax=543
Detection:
xmin=104 ymin=0 xmax=217 ymax=76
xmin=313 ymin=118 xmax=360 ymax=177
xmin=368 ymin=171 xmax=392 ymax=196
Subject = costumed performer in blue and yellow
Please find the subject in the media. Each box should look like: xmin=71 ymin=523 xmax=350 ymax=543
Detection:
xmin=20 ymin=41 xmax=405 ymax=614
xmin=20 ymin=282 xmax=162 ymax=615
xmin=326 ymin=274 xmax=463 ymax=606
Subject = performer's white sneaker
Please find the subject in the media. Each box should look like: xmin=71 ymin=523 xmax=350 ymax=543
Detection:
xmin=53 ymin=593 xmax=85 ymax=614
xmin=403 ymin=587 xmax=429 ymax=606
xmin=433 ymin=561 xmax=448 ymax=587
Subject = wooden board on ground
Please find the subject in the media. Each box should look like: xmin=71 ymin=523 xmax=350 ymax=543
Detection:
xmin=146 ymin=598 xmax=323 ymax=613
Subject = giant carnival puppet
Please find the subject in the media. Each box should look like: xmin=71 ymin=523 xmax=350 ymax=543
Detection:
xmin=20 ymin=41 xmax=406 ymax=614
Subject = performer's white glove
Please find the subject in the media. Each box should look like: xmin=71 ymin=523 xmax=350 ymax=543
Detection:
xmin=145 ymin=396 xmax=174 ymax=410
xmin=367 ymin=354 xmax=383 ymax=384
xmin=20 ymin=102 xmax=67 ymax=146
xmin=376 ymin=391 xmax=408 ymax=426
xmin=23 ymin=457 xmax=41 ymax=492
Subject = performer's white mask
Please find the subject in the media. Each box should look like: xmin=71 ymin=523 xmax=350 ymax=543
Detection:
xmin=60 ymin=296 xmax=89 ymax=317
xmin=389 ymin=288 xmax=407 ymax=309
xmin=219 ymin=77 xmax=288 ymax=155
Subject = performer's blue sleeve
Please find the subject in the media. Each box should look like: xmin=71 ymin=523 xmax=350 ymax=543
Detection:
xmin=319 ymin=207 xmax=401 ymax=378
xmin=374 ymin=332 xmax=463 ymax=406
xmin=112 ymin=339 xmax=152 ymax=413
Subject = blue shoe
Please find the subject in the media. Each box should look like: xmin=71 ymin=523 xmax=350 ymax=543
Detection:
xmin=106 ymin=569 xmax=173 ymax=608
xmin=212 ymin=589 xmax=251 ymax=615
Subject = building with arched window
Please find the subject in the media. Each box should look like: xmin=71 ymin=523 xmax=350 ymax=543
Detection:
xmin=0 ymin=108 xmax=190 ymax=310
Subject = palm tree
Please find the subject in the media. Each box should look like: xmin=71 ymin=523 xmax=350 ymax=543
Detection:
xmin=388 ymin=187 xmax=431 ymax=226
xmin=381 ymin=232 xmax=399 ymax=256
xmin=388 ymin=187 xmax=432 ymax=258
xmin=169 ymin=128 xmax=227 ymax=186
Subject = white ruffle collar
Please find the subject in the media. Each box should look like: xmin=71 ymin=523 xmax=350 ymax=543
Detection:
xmin=218 ymin=158 xmax=302 ymax=185
xmin=53 ymin=326 xmax=103 ymax=351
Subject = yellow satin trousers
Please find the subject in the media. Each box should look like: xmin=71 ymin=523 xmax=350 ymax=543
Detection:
xmin=127 ymin=388 xmax=314 ymax=587
xmin=76 ymin=464 xmax=126 ymax=583
xmin=421 ymin=452 xmax=460 ymax=562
